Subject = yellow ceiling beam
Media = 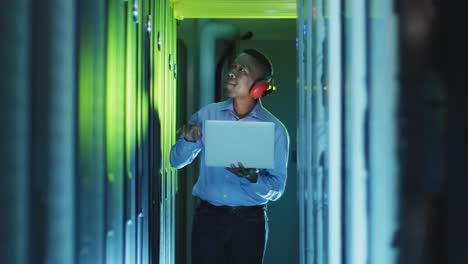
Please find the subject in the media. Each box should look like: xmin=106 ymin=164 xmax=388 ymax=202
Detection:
xmin=171 ymin=0 xmax=297 ymax=19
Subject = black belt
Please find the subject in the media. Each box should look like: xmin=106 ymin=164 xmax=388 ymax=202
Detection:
xmin=199 ymin=200 xmax=266 ymax=216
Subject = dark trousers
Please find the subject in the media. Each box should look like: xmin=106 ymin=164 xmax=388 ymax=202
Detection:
xmin=192 ymin=200 xmax=268 ymax=264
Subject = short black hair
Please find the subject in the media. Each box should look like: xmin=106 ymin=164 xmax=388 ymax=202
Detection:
xmin=242 ymin=49 xmax=273 ymax=80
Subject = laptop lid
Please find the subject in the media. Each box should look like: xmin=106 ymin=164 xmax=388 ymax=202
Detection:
xmin=204 ymin=120 xmax=275 ymax=169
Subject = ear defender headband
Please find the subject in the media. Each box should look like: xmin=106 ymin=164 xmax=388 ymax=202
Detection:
xmin=242 ymin=49 xmax=276 ymax=99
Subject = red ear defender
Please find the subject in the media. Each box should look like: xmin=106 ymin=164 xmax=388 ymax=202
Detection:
xmin=249 ymin=80 xmax=270 ymax=99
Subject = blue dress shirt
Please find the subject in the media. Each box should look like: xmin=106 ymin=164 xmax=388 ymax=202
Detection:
xmin=170 ymin=98 xmax=289 ymax=206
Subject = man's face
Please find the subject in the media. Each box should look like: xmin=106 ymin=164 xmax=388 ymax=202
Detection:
xmin=224 ymin=53 xmax=262 ymax=99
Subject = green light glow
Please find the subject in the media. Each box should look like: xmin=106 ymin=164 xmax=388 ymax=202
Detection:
xmin=78 ymin=39 xmax=93 ymax=149
xmin=78 ymin=29 xmax=96 ymax=186
xmin=153 ymin=0 xmax=178 ymax=171
xmin=126 ymin=1 xmax=137 ymax=180
xmin=106 ymin=1 xmax=125 ymax=183
xmin=171 ymin=0 xmax=297 ymax=19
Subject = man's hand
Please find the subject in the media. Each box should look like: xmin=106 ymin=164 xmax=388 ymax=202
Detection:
xmin=226 ymin=162 xmax=258 ymax=183
xmin=177 ymin=124 xmax=202 ymax=142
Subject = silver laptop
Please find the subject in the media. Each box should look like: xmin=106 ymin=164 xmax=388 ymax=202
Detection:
xmin=204 ymin=120 xmax=275 ymax=169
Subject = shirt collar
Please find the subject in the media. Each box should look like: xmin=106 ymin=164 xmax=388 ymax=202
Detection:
xmin=221 ymin=98 xmax=268 ymax=120
xmin=221 ymin=98 xmax=233 ymax=111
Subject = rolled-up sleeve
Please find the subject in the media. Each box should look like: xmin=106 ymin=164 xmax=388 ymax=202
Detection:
xmin=170 ymin=137 xmax=203 ymax=169
xmin=240 ymin=125 xmax=289 ymax=201
xmin=169 ymin=112 xmax=203 ymax=169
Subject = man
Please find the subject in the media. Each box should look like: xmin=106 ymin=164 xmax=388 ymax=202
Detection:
xmin=170 ymin=49 xmax=289 ymax=264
